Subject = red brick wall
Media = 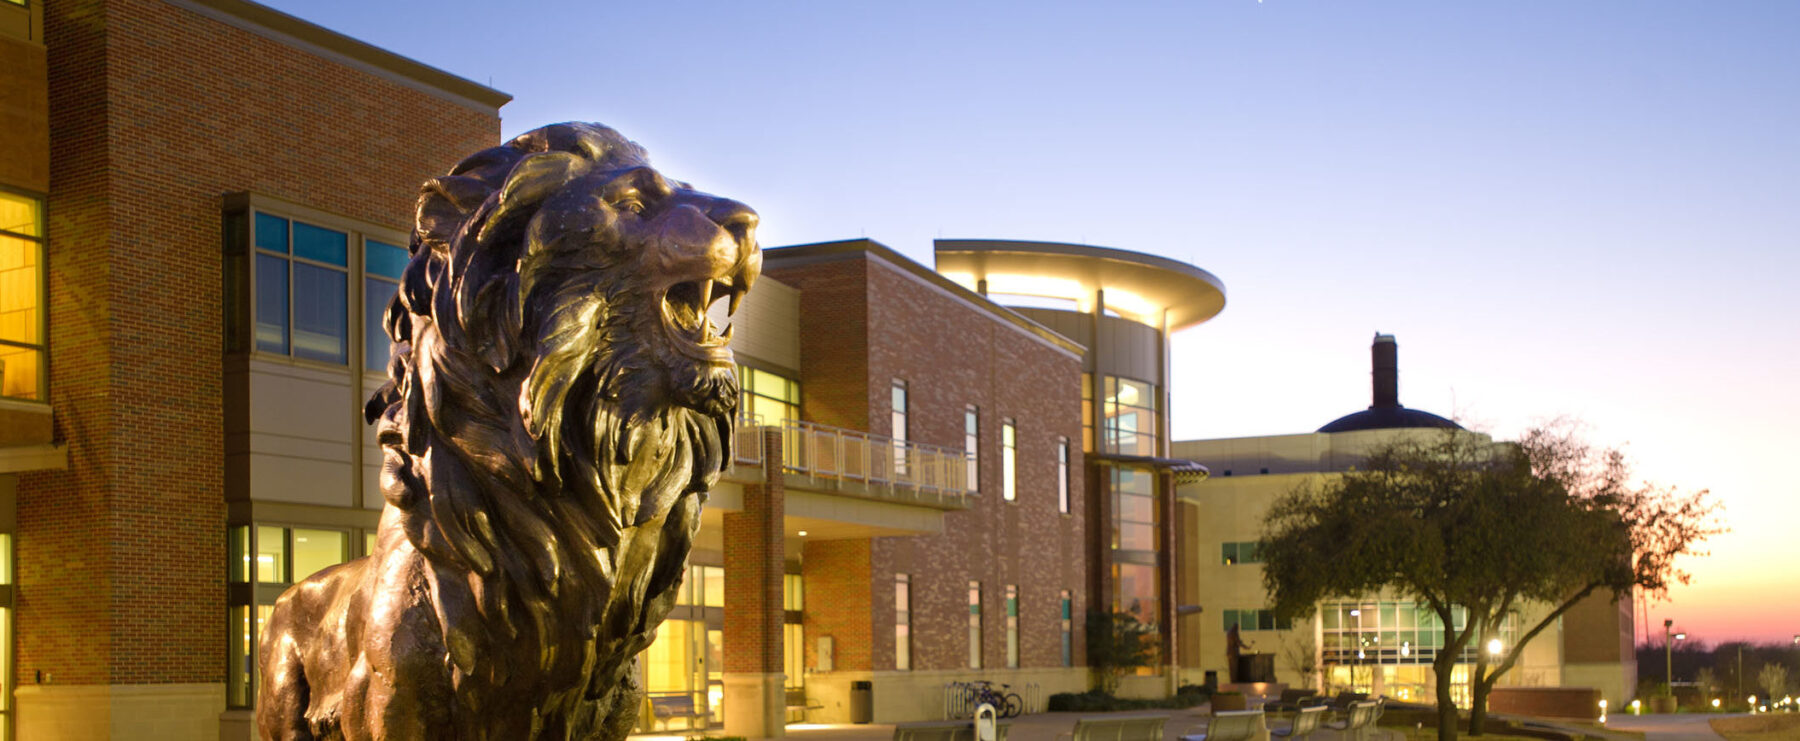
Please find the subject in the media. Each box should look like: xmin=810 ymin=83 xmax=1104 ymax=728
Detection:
xmin=19 ymin=0 xmax=499 ymax=686
xmin=802 ymin=539 xmax=873 ymax=672
xmin=723 ymin=436 xmax=786 ymax=676
xmin=1488 ymin=686 xmax=1602 ymax=720
xmin=772 ymin=247 xmax=1087 ymax=673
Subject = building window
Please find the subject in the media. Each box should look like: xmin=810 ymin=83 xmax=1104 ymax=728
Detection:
xmin=252 ymin=212 xmax=349 ymax=364
xmin=1060 ymin=589 xmax=1074 ymax=667
xmin=964 ymin=406 xmax=979 ymax=493
xmin=1080 ymin=373 xmax=1094 ymax=452
xmin=1001 ymin=420 xmax=1017 ymax=501
xmin=1112 ymin=468 xmax=1157 ymax=552
xmin=1057 ymin=437 xmax=1070 ymax=514
xmin=228 ymin=524 xmax=350 ymax=708
xmin=968 ymin=580 xmax=982 ymax=669
xmin=784 ymin=573 xmax=805 ymax=689
xmin=740 ymin=365 xmax=801 ymax=426
xmin=226 ymin=199 xmax=407 ymax=371
xmin=363 ymin=239 xmax=407 ymax=372
xmin=1113 ymin=562 xmax=1159 ymax=627
xmin=891 ymin=380 xmax=908 ymax=476
xmin=0 ymin=190 xmax=45 ymax=401
xmin=1223 ymin=609 xmax=1294 ymax=633
xmin=1221 ymin=542 xmax=1263 ymax=565
xmin=1102 ymin=376 xmax=1158 ymax=456
xmin=895 ymin=574 xmax=911 ymax=671
xmin=1004 ymin=585 xmax=1019 ymax=668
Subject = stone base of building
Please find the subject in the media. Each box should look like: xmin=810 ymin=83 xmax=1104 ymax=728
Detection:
xmin=724 ymin=672 xmax=787 ymax=739
xmin=1563 ymin=660 xmax=1636 ymax=707
xmin=802 ymin=667 xmax=1089 ymax=724
xmin=15 ymin=683 xmax=223 ymax=740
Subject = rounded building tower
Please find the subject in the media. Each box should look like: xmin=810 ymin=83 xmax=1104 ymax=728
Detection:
xmin=935 ymin=239 xmax=1226 ymax=685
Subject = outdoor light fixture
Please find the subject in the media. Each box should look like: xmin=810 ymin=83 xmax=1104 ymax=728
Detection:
xmin=797 ymin=530 xmax=808 ymax=537
xmin=1675 ymin=632 xmax=1686 ymax=641
xmin=1487 ymin=638 xmax=1503 ymax=656
xmin=1630 ymin=699 xmax=1641 ymax=715
xmin=1712 ymin=698 xmax=1721 ymax=709
xmin=1349 ymin=609 xmax=1360 ymax=617
xmin=1401 ymin=641 xmax=1411 ymax=658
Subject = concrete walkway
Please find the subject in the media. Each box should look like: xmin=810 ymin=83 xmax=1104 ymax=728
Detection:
xmin=632 ymin=706 xmax=1407 ymax=740
xmin=1602 ymin=714 xmax=1735 ymax=741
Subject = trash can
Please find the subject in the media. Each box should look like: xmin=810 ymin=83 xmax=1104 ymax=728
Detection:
xmin=850 ymin=680 xmax=873 ymax=724
xmin=1203 ymin=670 xmax=1219 ymax=691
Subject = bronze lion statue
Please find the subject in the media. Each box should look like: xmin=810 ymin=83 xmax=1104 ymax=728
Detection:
xmin=257 ymin=122 xmax=760 ymax=740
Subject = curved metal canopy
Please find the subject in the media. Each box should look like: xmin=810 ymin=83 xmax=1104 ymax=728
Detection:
xmin=934 ymin=239 xmax=1227 ymax=331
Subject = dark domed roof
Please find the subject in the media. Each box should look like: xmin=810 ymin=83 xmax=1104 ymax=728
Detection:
xmin=1318 ymin=406 xmax=1461 ymax=433
xmin=1317 ymin=333 xmax=1462 ymax=434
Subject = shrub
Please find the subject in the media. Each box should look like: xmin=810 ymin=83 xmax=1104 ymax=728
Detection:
xmin=1046 ymin=690 xmax=1208 ymax=712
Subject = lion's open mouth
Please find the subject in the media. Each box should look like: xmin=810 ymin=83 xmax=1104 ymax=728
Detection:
xmin=662 ymin=277 xmax=745 ymax=361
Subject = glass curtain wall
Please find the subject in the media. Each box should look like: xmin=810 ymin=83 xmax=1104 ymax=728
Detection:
xmin=641 ymin=564 xmax=738 ymax=728
xmin=0 ymin=191 xmax=44 ymax=401
xmin=1110 ymin=466 xmax=1160 ymax=673
xmin=1318 ymin=600 xmax=1519 ymax=703
xmin=226 ymin=524 xmax=353 ymax=708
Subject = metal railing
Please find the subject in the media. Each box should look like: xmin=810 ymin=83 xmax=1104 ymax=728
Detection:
xmin=732 ymin=418 xmax=975 ymax=507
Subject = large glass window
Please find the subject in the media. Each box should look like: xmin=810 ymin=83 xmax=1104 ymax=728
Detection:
xmin=891 ymin=381 xmax=908 ymax=475
xmin=363 ymin=239 xmax=407 ymax=372
xmin=1001 ymin=420 xmax=1017 ymax=501
xmin=1102 ymin=376 xmax=1158 ymax=456
xmin=1060 ymin=589 xmax=1074 ymax=667
xmin=1057 ymin=437 xmax=1070 ymax=513
xmin=895 ymin=574 xmax=911 ymax=671
xmin=1004 ymin=585 xmax=1019 ymax=668
xmin=253 ymin=212 xmax=349 ymax=364
xmin=228 ymin=524 xmax=351 ymax=708
xmin=968 ymin=581 xmax=982 ymax=670
xmin=740 ymin=365 xmax=800 ymax=426
xmin=1221 ymin=542 xmax=1263 ymax=565
xmin=1112 ymin=468 xmax=1157 ymax=552
xmin=0 ymin=190 xmax=45 ymax=401
xmin=964 ymin=406 xmax=979 ymax=492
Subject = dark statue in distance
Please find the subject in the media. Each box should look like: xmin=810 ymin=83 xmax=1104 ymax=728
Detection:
xmin=257 ymin=122 xmax=760 ymax=740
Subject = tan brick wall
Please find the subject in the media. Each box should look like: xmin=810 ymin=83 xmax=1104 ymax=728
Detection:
xmin=18 ymin=0 xmax=498 ymax=689
xmin=772 ymin=247 xmax=1088 ymax=675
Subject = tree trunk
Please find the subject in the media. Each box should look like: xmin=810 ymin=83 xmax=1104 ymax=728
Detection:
xmin=1469 ymin=678 xmax=1491 ymax=736
xmin=1436 ymin=657 xmax=1460 ymax=741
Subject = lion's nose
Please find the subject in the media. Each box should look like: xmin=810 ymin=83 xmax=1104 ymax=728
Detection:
xmin=710 ymin=201 xmax=758 ymax=248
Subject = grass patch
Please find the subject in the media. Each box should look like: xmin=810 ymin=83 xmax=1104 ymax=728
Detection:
xmin=1710 ymin=714 xmax=1800 ymax=741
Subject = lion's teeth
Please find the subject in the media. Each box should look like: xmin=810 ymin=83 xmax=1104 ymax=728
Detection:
xmin=720 ymin=324 xmax=734 ymax=341
xmin=698 ymin=280 xmax=715 ymax=311
xmin=728 ymin=289 xmax=743 ymax=316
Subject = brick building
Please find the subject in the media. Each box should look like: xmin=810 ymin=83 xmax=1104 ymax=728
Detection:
xmin=0 ymin=0 xmax=506 ymax=737
xmin=2 ymin=0 xmax=1247 ymax=737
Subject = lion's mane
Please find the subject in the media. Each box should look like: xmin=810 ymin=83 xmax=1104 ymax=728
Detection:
xmin=258 ymin=122 xmax=754 ymax=740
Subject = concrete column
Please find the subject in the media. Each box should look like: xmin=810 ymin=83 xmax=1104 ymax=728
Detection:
xmin=1157 ymin=469 xmax=1179 ymax=691
xmin=723 ymin=428 xmax=786 ymax=738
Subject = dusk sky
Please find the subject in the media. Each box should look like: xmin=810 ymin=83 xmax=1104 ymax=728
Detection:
xmin=263 ymin=0 xmax=1799 ymax=645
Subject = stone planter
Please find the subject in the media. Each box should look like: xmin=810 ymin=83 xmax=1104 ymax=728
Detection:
xmin=1649 ymin=695 xmax=1677 ymax=714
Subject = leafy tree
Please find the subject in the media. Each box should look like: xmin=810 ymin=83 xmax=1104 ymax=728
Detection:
xmin=1259 ymin=425 xmax=1720 ymax=741
xmin=1758 ymin=663 xmax=1788 ymax=704
xmin=1086 ymin=610 xmax=1156 ymax=694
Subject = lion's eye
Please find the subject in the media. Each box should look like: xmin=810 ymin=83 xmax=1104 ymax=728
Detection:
xmin=616 ymin=199 xmax=645 ymax=215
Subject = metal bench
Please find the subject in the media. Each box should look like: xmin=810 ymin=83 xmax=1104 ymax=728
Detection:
xmin=1056 ymin=712 xmax=1173 ymax=741
xmin=1179 ymin=709 xmax=1264 ymax=741
xmin=1324 ymin=700 xmax=1379 ymax=741
xmin=646 ymin=693 xmax=706 ymax=731
xmin=785 ymin=686 xmax=824 ymax=722
xmin=893 ymin=719 xmax=1012 ymax=740
xmin=1271 ymin=706 xmax=1326 ymax=741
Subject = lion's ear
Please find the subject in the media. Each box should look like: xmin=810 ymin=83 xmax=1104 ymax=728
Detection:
xmin=416 ymin=175 xmax=494 ymax=256
xmin=477 ymin=151 xmax=589 ymax=248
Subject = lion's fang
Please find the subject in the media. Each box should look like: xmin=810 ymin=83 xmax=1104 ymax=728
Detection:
xmin=697 ymin=280 xmax=715 ymax=313
xmin=728 ymin=290 xmax=743 ymax=316
xmin=719 ymin=324 xmax=734 ymax=341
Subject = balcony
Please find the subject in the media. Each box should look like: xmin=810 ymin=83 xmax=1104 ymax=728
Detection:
xmin=732 ymin=418 xmax=974 ymax=510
